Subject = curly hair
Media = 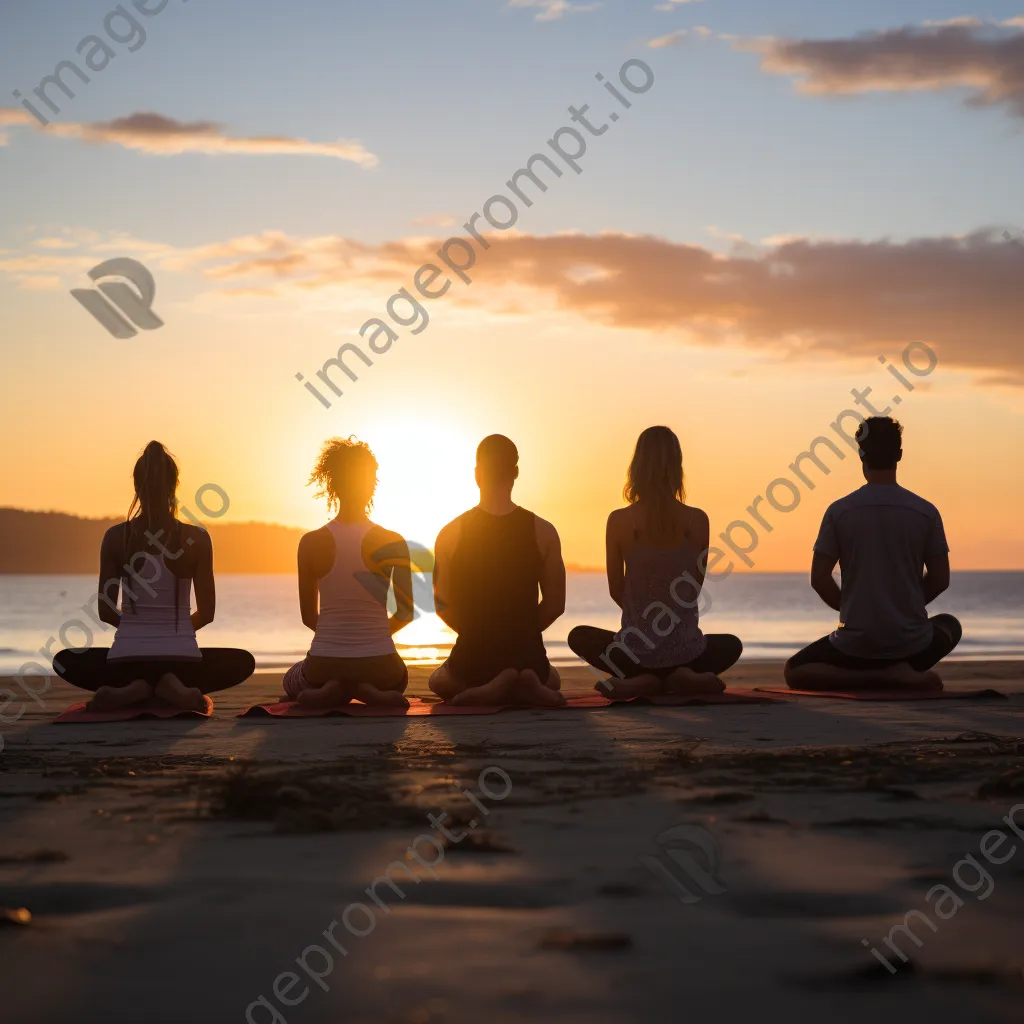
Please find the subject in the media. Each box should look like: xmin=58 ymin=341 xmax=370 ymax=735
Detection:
xmin=308 ymin=436 xmax=379 ymax=515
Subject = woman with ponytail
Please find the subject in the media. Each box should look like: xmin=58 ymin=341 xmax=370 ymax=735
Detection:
xmin=53 ymin=441 xmax=255 ymax=710
xmin=567 ymin=426 xmax=743 ymax=696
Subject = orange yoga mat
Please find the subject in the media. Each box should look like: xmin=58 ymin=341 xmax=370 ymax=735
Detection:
xmin=238 ymin=690 xmax=778 ymax=718
xmin=55 ymin=695 xmax=215 ymax=722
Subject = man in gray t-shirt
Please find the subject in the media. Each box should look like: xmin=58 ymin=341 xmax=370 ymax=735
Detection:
xmin=785 ymin=417 xmax=962 ymax=692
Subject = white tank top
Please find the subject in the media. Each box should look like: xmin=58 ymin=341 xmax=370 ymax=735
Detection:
xmin=308 ymin=520 xmax=397 ymax=658
xmin=108 ymin=553 xmax=201 ymax=661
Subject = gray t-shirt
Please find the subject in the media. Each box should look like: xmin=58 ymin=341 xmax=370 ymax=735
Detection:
xmin=813 ymin=484 xmax=949 ymax=659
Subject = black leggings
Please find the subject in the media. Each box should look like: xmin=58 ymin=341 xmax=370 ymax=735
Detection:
xmin=568 ymin=626 xmax=743 ymax=680
xmin=786 ymin=614 xmax=963 ymax=673
xmin=53 ymin=648 xmax=256 ymax=694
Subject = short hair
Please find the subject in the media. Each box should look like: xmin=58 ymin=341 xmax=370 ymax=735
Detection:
xmin=476 ymin=434 xmax=518 ymax=484
xmin=856 ymin=417 xmax=903 ymax=470
xmin=309 ymin=436 xmax=378 ymax=513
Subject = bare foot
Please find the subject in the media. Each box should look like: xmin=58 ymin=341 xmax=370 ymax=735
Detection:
xmin=154 ymin=672 xmax=206 ymax=711
xmin=451 ymin=668 xmax=520 ymax=706
xmin=297 ymin=679 xmax=351 ymax=707
xmin=597 ymin=673 xmax=663 ymax=700
xmin=352 ymin=682 xmax=410 ymax=708
xmin=543 ymin=665 xmax=562 ymax=692
xmin=886 ymin=662 xmax=944 ymax=691
xmin=88 ymin=678 xmax=152 ymax=711
xmin=428 ymin=663 xmax=460 ymax=702
xmin=516 ymin=670 xmax=567 ymax=707
xmin=664 ymin=667 xmax=726 ymax=695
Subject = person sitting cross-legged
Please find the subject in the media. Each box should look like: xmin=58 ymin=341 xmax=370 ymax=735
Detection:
xmin=429 ymin=435 xmax=566 ymax=708
xmin=785 ymin=416 xmax=962 ymax=692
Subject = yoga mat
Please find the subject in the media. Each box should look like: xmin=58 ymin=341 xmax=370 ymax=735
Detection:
xmin=754 ymin=687 xmax=1006 ymax=702
xmin=56 ymin=695 xmax=215 ymax=723
xmin=239 ymin=690 xmax=777 ymax=718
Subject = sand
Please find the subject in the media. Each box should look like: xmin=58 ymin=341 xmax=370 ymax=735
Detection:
xmin=1 ymin=662 xmax=1023 ymax=1024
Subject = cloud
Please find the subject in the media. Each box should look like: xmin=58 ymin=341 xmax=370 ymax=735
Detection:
xmin=649 ymin=30 xmax=689 ymax=48
xmin=740 ymin=20 xmax=1024 ymax=119
xmin=7 ymin=226 xmax=1022 ymax=385
xmin=179 ymin=228 xmax=1024 ymax=386
xmin=412 ymin=213 xmax=458 ymax=228
xmin=507 ymin=0 xmax=601 ymax=22
xmin=0 ymin=110 xmax=378 ymax=167
xmin=654 ymin=0 xmax=704 ymax=10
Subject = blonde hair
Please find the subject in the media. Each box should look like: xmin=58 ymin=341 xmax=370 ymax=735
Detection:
xmin=624 ymin=426 xmax=685 ymax=536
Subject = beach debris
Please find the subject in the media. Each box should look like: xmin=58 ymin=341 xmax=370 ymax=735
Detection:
xmin=200 ymin=761 xmax=426 ymax=834
xmin=597 ymin=882 xmax=643 ymax=897
xmin=442 ymin=831 xmax=515 ymax=854
xmin=539 ymin=928 xmax=632 ymax=952
xmin=977 ymin=768 xmax=1024 ymax=798
xmin=0 ymin=850 xmax=69 ymax=865
xmin=0 ymin=907 xmax=32 ymax=927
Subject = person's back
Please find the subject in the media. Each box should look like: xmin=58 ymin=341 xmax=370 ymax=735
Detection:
xmin=786 ymin=416 xmax=961 ymax=692
xmin=430 ymin=434 xmax=565 ymax=707
xmin=822 ymin=484 xmax=945 ymax=658
xmin=289 ymin=437 xmax=414 ymax=707
xmin=108 ymin=520 xmax=200 ymax=662
xmin=619 ymin=504 xmax=706 ymax=668
xmin=446 ymin=504 xmax=546 ymax=670
xmin=308 ymin=519 xmax=397 ymax=658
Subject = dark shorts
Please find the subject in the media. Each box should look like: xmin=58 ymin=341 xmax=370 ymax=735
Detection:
xmin=447 ymin=642 xmax=550 ymax=688
xmin=787 ymin=614 xmax=963 ymax=673
xmin=302 ymin=653 xmax=408 ymax=689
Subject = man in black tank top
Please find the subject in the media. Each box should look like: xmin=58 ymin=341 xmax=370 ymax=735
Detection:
xmin=430 ymin=435 xmax=567 ymax=707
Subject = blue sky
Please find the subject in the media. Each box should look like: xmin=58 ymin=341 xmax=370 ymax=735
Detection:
xmin=1 ymin=0 xmax=1023 ymax=569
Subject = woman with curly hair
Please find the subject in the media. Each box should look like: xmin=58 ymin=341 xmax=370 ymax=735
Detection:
xmin=285 ymin=437 xmax=414 ymax=707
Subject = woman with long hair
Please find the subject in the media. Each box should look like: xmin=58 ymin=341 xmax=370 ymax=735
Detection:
xmin=568 ymin=426 xmax=743 ymax=697
xmin=53 ymin=441 xmax=255 ymax=709
xmin=284 ymin=437 xmax=414 ymax=707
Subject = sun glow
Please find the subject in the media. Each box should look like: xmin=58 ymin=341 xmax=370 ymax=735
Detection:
xmin=359 ymin=417 xmax=480 ymax=554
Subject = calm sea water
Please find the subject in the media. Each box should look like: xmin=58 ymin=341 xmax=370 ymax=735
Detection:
xmin=0 ymin=572 xmax=1021 ymax=674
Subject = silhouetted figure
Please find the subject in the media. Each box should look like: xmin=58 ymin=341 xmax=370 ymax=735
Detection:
xmin=287 ymin=437 xmax=414 ymax=707
xmin=429 ymin=435 xmax=566 ymax=707
xmin=53 ymin=441 xmax=255 ymax=709
xmin=568 ymin=426 xmax=742 ymax=697
xmin=785 ymin=417 xmax=962 ymax=691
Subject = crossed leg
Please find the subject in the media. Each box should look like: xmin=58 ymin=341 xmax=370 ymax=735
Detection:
xmin=785 ymin=661 xmax=942 ymax=692
xmin=155 ymin=672 xmax=208 ymax=710
xmin=88 ymin=678 xmax=153 ymax=711
xmin=430 ymin=663 xmax=566 ymax=707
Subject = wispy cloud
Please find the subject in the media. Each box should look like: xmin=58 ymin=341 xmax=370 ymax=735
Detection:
xmin=738 ymin=20 xmax=1024 ymax=119
xmin=507 ymin=0 xmax=601 ymax=22
xmin=654 ymin=0 xmax=704 ymax=11
xmin=0 ymin=110 xmax=379 ymax=166
xmin=14 ymin=226 xmax=1013 ymax=386
xmin=649 ymin=27 xmax=710 ymax=48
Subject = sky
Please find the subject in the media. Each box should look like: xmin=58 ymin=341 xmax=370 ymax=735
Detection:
xmin=0 ymin=0 xmax=1022 ymax=571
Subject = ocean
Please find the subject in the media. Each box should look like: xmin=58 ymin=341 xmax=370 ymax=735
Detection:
xmin=0 ymin=572 xmax=1022 ymax=675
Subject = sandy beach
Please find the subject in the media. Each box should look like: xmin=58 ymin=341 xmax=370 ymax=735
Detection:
xmin=1 ymin=662 xmax=1022 ymax=1024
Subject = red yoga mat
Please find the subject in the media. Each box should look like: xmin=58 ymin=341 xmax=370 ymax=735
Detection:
xmin=754 ymin=687 xmax=1006 ymax=702
xmin=238 ymin=690 xmax=777 ymax=718
xmin=56 ymin=695 xmax=215 ymax=722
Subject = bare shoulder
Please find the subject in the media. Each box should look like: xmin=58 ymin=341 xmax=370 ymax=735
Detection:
xmin=364 ymin=523 xmax=408 ymax=566
xmin=606 ymin=506 xmax=633 ymax=537
xmin=298 ymin=525 xmax=332 ymax=558
xmin=533 ymin=513 xmax=561 ymax=552
xmin=685 ymin=505 xmax=710 ymax=527
xmin=181 ymin=522 xmax=211 ymax=549
xmin=101 ymin=522 xmax=127 ymax=548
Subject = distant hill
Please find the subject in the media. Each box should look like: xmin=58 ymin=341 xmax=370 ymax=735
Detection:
xmin=0 ymin=509 xmax=306 ymax=574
